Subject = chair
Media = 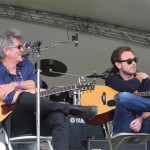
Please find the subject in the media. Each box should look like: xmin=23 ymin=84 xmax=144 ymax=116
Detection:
xmin=103 ymin=122 xmax=150 ymax=150
xmin=111 ymin=132 xmax=149 ymax=150
xmin=9 ymin=135 xmax=53 ymax=150
xmin=0 ymin=127 xmax=53 ymax=150
xmin=1 ymin=115 xmax=54 ymax=150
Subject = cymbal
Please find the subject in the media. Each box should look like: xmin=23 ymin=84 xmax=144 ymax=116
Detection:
xmin=35 ymin=59 xmax=67 ymax=77
xmin=86 ymin=74 xmax=104 ymax=78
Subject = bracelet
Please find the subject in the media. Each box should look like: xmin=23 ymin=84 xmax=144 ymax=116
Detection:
xmin=17 ymin=81 xmax=23 ymax=90
xmin=139 ymin=116 xmax=144 ymax=122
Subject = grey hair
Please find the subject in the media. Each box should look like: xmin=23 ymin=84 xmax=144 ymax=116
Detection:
xmin=0 ymin=28 xmax=23 ymax=60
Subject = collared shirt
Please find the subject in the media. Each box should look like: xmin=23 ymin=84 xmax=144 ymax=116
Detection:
xmin=0 ymin=58 xmax=42 ymax=104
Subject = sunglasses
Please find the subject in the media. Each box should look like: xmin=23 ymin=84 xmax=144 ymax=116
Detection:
xmin=10 ymin=44 xmax=23 ymax=50
xmin=117 ymin=57 xmax=138 ymax=65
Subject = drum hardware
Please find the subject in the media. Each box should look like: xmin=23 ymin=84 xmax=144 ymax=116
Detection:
xmin=85 ymin=71 xmax=98 ymax=87
xmin=87 ymin=67 xmax=115 ymax=80
xmin=72 ymin=76 xmax=87 ymax=105
xmin=50 ymin=89 xmax=73 ymax=104
xmin=86 ymin=72 xmax=104 ymax=79
xmin=72 ymin=89 xmax=81 ymax=105
xmin=66 ymin=76 xmax=87 ymax=105
xmin=68 ymin=88 xmax=81 ymax=105
xmin=100 ymin=67 xmax=114 ymax=79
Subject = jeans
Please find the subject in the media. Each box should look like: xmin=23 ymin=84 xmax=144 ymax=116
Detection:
xmin=10 ymin=92 xmax=69 ymax=150
xmin=113 ymin=92 xmax=150 ymax=134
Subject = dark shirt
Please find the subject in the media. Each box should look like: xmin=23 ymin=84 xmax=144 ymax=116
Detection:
xmin=105 ymin=74 xmax=150 ymax=93
xmin=0 ymin=58 xmax=42 ymax=104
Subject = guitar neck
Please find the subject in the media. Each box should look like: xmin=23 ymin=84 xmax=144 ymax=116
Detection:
xmin=40 ymin=85 xmax=76 ymax=97
xmin=136 ymin=91 xmax=150 ymax=97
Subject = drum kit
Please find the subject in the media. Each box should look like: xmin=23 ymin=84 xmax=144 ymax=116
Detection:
xmin=36 ymin=59 xmax=110 ymax=105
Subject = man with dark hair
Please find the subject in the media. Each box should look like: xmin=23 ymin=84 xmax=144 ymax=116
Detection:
xmin=105 ymin=46 xmax=150 ymax=134
xmin=0 ymin=29 xmax=97 ymax=150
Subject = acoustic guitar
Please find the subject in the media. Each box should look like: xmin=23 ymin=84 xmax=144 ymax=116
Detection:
xmin=0 ymin=82 xmax=94 ymax=122
xmin=81 ymin=85 xmax=150 ymax=125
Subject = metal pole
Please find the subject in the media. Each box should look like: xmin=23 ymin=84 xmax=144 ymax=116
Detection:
xmin=36 ymin=53 xmax=41 ymax=150
xmin=33 ymin=41 xmax=42 ymax=150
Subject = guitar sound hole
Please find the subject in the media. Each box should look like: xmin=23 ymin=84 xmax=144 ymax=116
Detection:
xmin=107 ymin=99 xmax=116 ymax=106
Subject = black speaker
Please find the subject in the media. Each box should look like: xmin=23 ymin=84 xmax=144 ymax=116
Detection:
xmin=81 ymin=139 xmax=147 ymax=150
xmin=67 ymin=116 xmax=105 ymax=150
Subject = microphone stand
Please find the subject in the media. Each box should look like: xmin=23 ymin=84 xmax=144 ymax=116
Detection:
xmin=26 ymin=37 xmax=76 ymax=150
xmin=32 ymin=41 xmax=42 ymax=150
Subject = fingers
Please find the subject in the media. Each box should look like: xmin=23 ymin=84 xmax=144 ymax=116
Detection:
xmin=136 ymin=72 xmax=149 ymax=80
xmin=130 ymin=119 xmax=142 ymax=132
xmin=130 ymin=124 xmax=141 ymax=132
xmin=0 ymin=84 xmax=14 ymax=100
xmin=0 ymin=86 xmax=7 ymax=100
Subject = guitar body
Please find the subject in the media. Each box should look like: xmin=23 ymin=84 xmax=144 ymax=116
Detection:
xmin=0 ymin=100 xmax=12 ymax=122
xmin=81 ymin=85 xmax=118 ymax=125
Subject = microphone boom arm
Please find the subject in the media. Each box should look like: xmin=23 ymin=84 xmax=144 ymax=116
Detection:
xmin=23 ymin=39 xmax=73 ymax=57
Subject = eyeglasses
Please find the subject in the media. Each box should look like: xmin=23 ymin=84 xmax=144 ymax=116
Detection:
xmin=117 ymin=57 xmax=138 ymax=65
xmin=9 ymin=45 xmax=23 ymax=50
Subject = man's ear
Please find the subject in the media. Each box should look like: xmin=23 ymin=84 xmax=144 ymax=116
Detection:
xmin=115 ymin=62 xmax=121 ymax=69
xmin=3 ymin=48 xmax=8 ymax=55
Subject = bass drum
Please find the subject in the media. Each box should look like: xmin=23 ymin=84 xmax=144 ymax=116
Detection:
xmin=50 ymin=91 xmax=73 ymax=104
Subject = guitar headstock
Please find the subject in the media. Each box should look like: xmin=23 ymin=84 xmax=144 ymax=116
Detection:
xmin=77 ymin=82 xmax=95 ymax=91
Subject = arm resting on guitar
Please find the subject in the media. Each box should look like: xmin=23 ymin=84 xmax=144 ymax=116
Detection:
xmin=12 ymin=80 xmax=36 ymax=90
xmin=105 ymin=74 xmax=140 ymax=92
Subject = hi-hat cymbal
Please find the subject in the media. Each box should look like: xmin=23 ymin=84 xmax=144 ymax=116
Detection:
xmin=35 ymin=59 xmax=67 ymax=77
xmin=86 ymin=74 xmax=104 ymax=78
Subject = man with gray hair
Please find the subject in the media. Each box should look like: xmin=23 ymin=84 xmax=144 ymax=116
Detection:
xmin=0 ymin=29 xmax=97 ymax=150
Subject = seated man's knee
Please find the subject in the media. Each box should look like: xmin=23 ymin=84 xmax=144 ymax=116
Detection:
xmin=17 ymin=92 xmax=35 ymax=104
xmin=115 ymin=92 xmax=132 ymax=104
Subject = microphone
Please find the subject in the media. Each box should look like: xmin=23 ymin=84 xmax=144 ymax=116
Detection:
xmin=75 ymin=31 xmax=78 ymax=47
xmin=23 ymin=42 xmax=31 ymax=50
xmin=22 ymin=42 xmax=32 ymax=58
xmin=22 ymin=41 xmax=42 ymax=57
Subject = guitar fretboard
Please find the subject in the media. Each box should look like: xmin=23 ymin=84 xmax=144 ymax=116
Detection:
xmin=136 ymin=91 xmax=150 ymax=97
xmin=40 ymin=84 xmax=77 ymax=97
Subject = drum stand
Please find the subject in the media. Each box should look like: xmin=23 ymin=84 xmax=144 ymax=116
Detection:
xmin=72 ymin=76 xmax=86 ymax=105
xmin=72 ymin=90 xmax=81 ymax=105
